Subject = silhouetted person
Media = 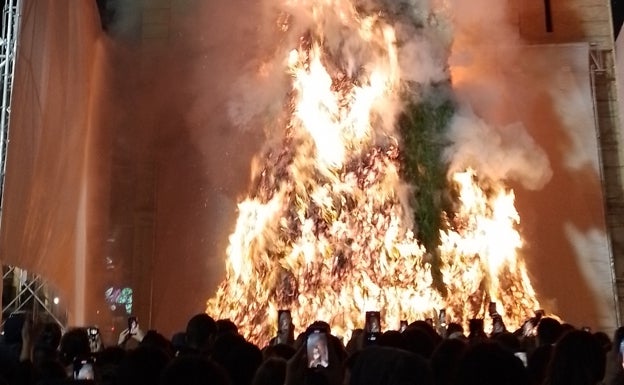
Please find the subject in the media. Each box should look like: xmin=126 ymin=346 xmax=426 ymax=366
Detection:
xmin=543 ymin=330 xmax=605 ymax=385
xmin=171 ymin=332 xmax=187 ymax=356
xmin=527 ymin=343 xmax=553 ymax=385
xmin=33 ymin=358 xmax=67 ymax=384
xmin=401 ymin=327 xmax=436 ymax=359
xmin=593 ymin=331 xmax=612 ymax=354
xmin=467 ymin=319 xmax=488 ymax=345
xmin=0 ymin=312 xmax=26 ymax=380
xmin=212 ymin=333 xmax=262 ymax=385
xmin=346 ymin=345 xmax=433 ymax=385
xmin=408 ymin=320 xmax=442 ymax=347
xmin=603 ymin=326 xmax=624 ymax=385
xmin=252 ymin=357 xmax=287 ymax=385
xmin=160 ymin=354 xmax=231 ymax=385
xmin=536 ymin=317 xmax=563 ymax=346
xmin=492 ymin=331 xmax=522 ymax=355
xmin=33 ymin=322 xmax=62 ymax=366
xmin=377 ymin=330 xmax=408 ymax=351
xmin=523 ymin=317 xmax=561 ymax=385
xmin=59 ymin=328 xmax=91 ymax=377
xmin=456 ymin=341 xmax=528 ymax=385
xmin=116 ymin=345 xmax=171 ymax=385
xmin=185 ymin=314 xmax=218 ymax=355
xmin=140 ymin=330 xmax=175 ymax=358
xmin=345 ymin=329 xmax=364 ymax=355
xmin=431 ymin=337 xmax=468 ymax=385
xmin=95 ymin=346 xmax=126 ymax=385
xmin=216 ymin=319 xmax=239 ymax=336
xmin=446 ymin=322 xmax=465 ymax=339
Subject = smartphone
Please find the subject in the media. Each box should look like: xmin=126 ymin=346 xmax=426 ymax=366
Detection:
xmin=87 ymin=327 xmax=100 ymax=353
xmin=306 ymin=329 xmax=329 ymax=368
xmin=619 ymin=340 xmax=624 ymax=367
xmin=582 ymin=326 xmax=592 ymax=332
xmin=73 ymin=357 xmax=95 ymax=380
xmin=439 ymin=309 xmax=447 ymax=326
xmin=364 ymin=311 xmax=381 ymax=343
xmin=277 ymin=310 xmax=292 ymax=333
xmin=128 ymin=316 xmax=138 ymax=334
xmin=488 ymin=302 xmax=497 ymax=316
xmin=399 ymin=320 xmax=408 ymax=332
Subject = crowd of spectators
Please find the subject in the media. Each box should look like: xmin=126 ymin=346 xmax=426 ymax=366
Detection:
xmin=0 ymin=310 xmax=621 ymax=385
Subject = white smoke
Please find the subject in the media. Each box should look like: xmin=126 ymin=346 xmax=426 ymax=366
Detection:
xmin=564 ymin=223 xmax=615 ymax=330
xmin=444 ymin=108 xmax=552 ymax=190
xmin=549 ymin=64 xmax=601 ymax=174
xmin=446 ymin=0 xmax=553 ymax=190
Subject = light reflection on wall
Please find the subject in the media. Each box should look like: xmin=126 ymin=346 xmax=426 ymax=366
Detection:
xmin=105 ymin=287 xmax=133 ymax=315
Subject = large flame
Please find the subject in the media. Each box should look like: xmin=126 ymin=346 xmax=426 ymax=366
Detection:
xmin=207 ymin=0 xmax=540 ymax=345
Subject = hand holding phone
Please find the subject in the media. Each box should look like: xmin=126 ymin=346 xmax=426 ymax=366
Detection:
xmin=119 ymin=316 xmax=144 ymax=345
xmin=522 ymin=319 xmax=536 ymax=337
xmin=492 ymin=315 xmax=505 ymax=334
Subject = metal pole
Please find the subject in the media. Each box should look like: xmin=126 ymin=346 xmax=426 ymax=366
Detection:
xmin=589 ymin=44 xmax=622 ymax=327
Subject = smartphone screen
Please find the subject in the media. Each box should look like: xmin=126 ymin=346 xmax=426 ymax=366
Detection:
xmin=73 ymin=357 xmax=95 ymax=380
xmin=365 ymin=311 xmax=381 ymax=343
xmin=277 ymin=310 xmax=292 ymax=333
xmin=306 ymin=330 xmax=329 ymax=368
xmin=128 ymin=316 xmax=138 ymax=334
xmin=399 ymin=320 xmax=408 ymax=332
xmin=87 ymin=327 xmax=100 ymax=353
xmin=439 ymin=309 xmax=447 ymax=326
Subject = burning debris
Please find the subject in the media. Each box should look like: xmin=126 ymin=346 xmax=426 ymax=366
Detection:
xmin=206 ymin=0 xmax=541 ymax=345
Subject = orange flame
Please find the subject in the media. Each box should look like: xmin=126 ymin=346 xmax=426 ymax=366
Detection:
xmin=206 ymin=1 xmax=540 ymax=346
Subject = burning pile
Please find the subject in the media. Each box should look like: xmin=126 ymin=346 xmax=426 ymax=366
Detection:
xmin=206 ymin=0 xmax=541 ymax=345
